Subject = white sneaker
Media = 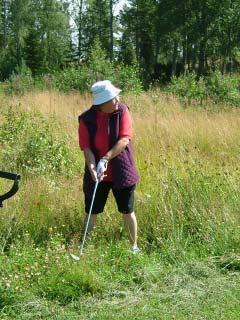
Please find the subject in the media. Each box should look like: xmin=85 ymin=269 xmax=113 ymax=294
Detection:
xmin=131 ymin=245 xmax=140 ymax=255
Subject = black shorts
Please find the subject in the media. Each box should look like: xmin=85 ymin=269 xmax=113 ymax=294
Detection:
xmin=85 ymin=182 xmax=136 ymax=214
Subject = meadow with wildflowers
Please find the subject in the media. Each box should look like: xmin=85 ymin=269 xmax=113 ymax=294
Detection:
xmin=0 ymin=90 xmax=240 ymax=319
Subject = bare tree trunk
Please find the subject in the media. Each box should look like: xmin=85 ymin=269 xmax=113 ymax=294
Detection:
xmin=198 ymin=39 xmax=206 ymax=76
xmin=221 ymin=57 xmax=226 ymax=74
xmin=191 ymin=47 xmax=197 ymax=72
xmin=2 ymin=0 xmax=8 ymax=47
xmin=109 ymin=0 xmax=113 ymax=61
xmin=154 ymin=34 xmax=160 ymax=65
xmin=182 ymin=34 xmax=188 ymax=75
xmin=171 ymin=40 xmax=178 ymax=77
xmin=78 ymin=0 xmax=84 ymax=60
xmin=133 ymin=0 xmax=142 ymax=66
xmin=227 ymin=27 xmax=232 ymax=74
xmin=197 ymin=2 xmax=207 ymax=77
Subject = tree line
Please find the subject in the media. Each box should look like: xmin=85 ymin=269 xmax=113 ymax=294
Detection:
xmin=1 ymin=0 xmax=240 ymax=85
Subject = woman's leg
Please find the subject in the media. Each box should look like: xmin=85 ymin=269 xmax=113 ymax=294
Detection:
xmin=112 ymin=185 xmax=139 ymax=249
xmin=82 ymin=182 xmax=111 ymax=238
xmin=122 ymin=211 xmax=138 ymax=246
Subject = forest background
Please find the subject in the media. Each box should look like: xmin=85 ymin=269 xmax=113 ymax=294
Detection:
xmin=1 ymin=0 xmax=240 ymax=99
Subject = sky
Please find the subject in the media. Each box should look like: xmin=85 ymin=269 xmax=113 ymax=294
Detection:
xmin=113 ymin=0 xmax=129 ymax=15
xmin=70 ymin=0 xmax=129 ymax=44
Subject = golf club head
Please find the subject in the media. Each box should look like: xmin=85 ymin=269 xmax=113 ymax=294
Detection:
xmin=69 ymin=253 xmax=81 ymax=261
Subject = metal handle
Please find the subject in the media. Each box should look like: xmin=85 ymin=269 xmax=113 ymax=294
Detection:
xmin=0 ymin=171 xmax=21 ymax=207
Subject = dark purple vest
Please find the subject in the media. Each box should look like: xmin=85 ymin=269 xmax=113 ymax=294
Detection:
xmin=79 ymin=103 xmax=139 ymax=195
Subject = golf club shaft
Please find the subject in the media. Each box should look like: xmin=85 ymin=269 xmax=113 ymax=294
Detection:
xmin=80 ymin=180 xmax=98 ymax=255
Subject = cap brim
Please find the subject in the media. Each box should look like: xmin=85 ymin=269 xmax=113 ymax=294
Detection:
xmin=94 ymin=88 xmax=121 ymax=105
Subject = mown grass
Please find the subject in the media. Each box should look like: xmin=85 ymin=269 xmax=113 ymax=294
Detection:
xmin=0 ymin=237 xmax=240 ymax=319
xmin=0 ymin=89 xmax=240 ymax=318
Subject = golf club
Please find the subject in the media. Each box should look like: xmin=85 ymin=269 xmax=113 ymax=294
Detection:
xmin=70 ymin=179 xmax=99 ymax=261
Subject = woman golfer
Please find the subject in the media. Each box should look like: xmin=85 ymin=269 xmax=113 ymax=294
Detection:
xmin=78 ymin=80 xmax=139 ymax=253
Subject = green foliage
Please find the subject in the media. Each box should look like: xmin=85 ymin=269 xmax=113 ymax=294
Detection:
xmin=120 ymin=0 xmax=157 ymax=79
xmin=168 ymin=73 xmax=207 ymax=105
xmin=0 ymin=236 xmax=104 ymax=306
xmin=51 ymin=66 xmax=89 ymax=92
xmin=0 ymin=285 xmax=16 ymax=310
xmin=0 ymin=238 xmax=240 ymax=319
xmin=82 ymin=1 xmax=112 ymax=57
xmin=0 ymin=49 xmax=15 ymax=81
xmin=135 ymin=159 xmax=240 ymax=256
xmin=0 ymin=89 xmax=240 ymax=318
xmin=5 ymin=63 xmax=34 ymax=95
xmin=87 ymin=39 xmax=113 ymax=81
xmin=38 ymin=265 xmax=104 ymax=304
xmin=168 ymin=72 xmax=240 ymax=106
xmin=0 ymin=108 xmax=77 ymax=176
xmin=206 ymin=71 xmax=240 ymax=105
xmin=1 ymin=0 xmax=240 ymax=87
xmin=0 ymin=0 xmax=71 ymax=80
xmin=114 ymin=63 xmax=143 ymax=94
xmin=51 ymin=41 xmax=143 ymax=94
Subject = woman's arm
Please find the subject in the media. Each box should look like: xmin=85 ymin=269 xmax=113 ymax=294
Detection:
xmin=83 ymin=148 xmax=97 ymax=181
xmin=104 ymin=107 xmax=132 ymax=160
xmin=104 ymin=137 xmax=130 ymax=161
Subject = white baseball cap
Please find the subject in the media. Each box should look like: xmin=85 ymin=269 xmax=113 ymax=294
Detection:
xmin=91 ymin=80 xmax=121 ymax=105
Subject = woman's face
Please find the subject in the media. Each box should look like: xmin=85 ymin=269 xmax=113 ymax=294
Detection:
xmin=108 ymin=97 xmax=119 ymax=112
xmin=100 ymin=96 xmax=120 ymax=113
xmin=113 ymin=96 xmax=120 ymax=107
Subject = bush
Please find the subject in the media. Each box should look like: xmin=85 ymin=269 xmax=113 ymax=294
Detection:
xmin=2 ymin=41 xmax=142 ymax=95
xmin=206 ymin=71 xmax=240 ymax=105
xmin=51 ymin=40 xmax=143 ymax=94
xmin=5 ymin=63 xmax=34 ymax=95
xmin=51 ymin=66 xmax=89 ymax=92
xmin=168 ymin=71 xmax=240 ymax=107
xmin=0 ymin=108 xmax=77 ymax=176
xmin=168 ymin=73 xmax=207 ymax=106
xmin=113 ymin=63 xmax=143 ymax=94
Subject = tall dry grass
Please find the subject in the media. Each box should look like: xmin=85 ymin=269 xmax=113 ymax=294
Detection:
xmin=3 ymin=89 xmax=240 ymax=152
xmin=1 ymin=90 xmax=240 ymax=254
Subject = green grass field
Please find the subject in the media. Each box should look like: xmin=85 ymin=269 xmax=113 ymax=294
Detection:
xmin=0 ymin=90 xmax=240 ymax=319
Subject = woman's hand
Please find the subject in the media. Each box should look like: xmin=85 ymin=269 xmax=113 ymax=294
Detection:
xmin=96 ymin=158 xmax=108 ymax=181
xmin=90 ymin=167 xmax=98 ymax=182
